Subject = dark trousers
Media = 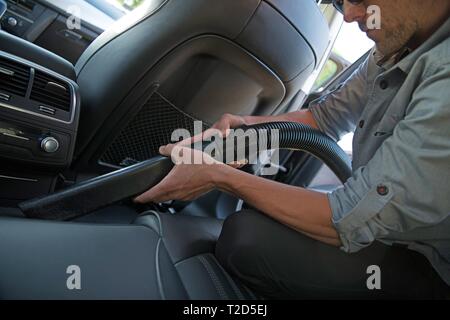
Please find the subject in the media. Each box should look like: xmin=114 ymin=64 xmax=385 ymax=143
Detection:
xmin=215 ymin=210 xmax=450 ymax=299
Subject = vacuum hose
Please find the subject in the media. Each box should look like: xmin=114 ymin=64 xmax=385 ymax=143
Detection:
xmin=237 ymin=122 xmax=352 ymax=183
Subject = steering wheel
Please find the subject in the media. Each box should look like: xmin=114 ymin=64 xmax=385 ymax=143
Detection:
xmin=19 ymin=123 xmax=351 ymax=221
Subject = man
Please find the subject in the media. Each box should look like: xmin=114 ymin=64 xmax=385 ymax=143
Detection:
xmin=135 ymin=0 xmax=450 ymax=299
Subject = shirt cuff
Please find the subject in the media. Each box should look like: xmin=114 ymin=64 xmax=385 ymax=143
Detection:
xmin=329 ymin=179 xmax=395 ymax=253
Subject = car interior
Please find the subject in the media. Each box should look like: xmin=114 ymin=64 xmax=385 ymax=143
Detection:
xmin=0 ymin=0 xmax=356 ymax=299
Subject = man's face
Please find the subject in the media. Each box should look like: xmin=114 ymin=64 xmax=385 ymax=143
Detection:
xmin=341 ymin=0 xmax=422 ymax=56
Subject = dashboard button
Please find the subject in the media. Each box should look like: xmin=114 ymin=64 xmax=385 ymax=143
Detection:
xmin=7 ymin=17 xmax=17 ymax=27
xmin=41 ymin=137 xmax=59 ymax=153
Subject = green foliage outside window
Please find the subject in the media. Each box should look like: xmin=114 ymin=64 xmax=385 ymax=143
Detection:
xmin=312 ymin=59 xmax=338 ymax=92
xmin=116 ymin=0 xmax=145 ymax=10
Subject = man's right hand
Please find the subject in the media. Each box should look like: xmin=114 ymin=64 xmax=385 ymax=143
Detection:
xmin=177 ymin=113 xmax=247 ymax=147
xmin=209 ymin=113 xmax=247 ymax=137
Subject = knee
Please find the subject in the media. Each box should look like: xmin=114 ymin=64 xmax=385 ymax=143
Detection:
xmin=215 ymin=210 xmax=265 ymax=277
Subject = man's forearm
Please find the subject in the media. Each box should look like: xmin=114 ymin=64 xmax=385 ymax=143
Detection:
xmin=242 ymin=109 xmax=320 ymax=130
xmin=210 ymin=164 xmax=341 ymax=246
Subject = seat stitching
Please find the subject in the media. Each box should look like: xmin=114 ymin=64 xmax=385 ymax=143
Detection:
xmin=198 ymin=255 xmax=229 ymax=300
xmin=204 ymin=254 xmax=246 ymax=300
xmin=240 ymin=283 xmax=259 ymax=300
xmin=155 ymin=238 xmax=166 ymax=300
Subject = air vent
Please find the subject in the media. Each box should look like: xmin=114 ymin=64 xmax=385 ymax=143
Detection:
xmin=31 ymin=70 xmax=71 ymax=112
xmin=0 ymin=57 xmax=31 ymax=97
xmin=17 ymin=0 xmax=36 ymax=11
xmin=7 ymin=0 xmax=35 ymax=11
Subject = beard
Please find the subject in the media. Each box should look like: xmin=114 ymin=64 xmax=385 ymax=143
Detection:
xmin=375 ymin=20 xmax=418 ymax=56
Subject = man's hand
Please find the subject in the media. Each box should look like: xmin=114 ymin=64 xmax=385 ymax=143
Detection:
xmin=177 ymin=113 xmax=247 ymax=147
xmin=133 ymin=144 xmax=239 ymax=204
xmin=211 ymin=113 xmax=247 ymax=137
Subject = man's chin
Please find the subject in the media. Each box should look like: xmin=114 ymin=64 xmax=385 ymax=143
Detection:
xmin=366 ymin=29 xmax=379 ymax=41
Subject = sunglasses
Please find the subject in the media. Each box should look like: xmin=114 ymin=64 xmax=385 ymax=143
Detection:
xmin=332 ymin=0 xmax=365 ymax=14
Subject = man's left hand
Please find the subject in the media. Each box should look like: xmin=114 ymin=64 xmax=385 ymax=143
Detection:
xmin=134 ymin=144 xmax=235 ymax=204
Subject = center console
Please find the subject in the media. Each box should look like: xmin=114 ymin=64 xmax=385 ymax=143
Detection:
xmin=0 ymin=44 xmax=80 ymax=203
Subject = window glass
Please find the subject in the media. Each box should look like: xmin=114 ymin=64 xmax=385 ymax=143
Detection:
xmin=108 ymin=0 xmax=145 ymax=11
xmin=333 ymin=22 xmax=374 ymax=63
xmin=313 ymin=60 xmax=339 ymax=92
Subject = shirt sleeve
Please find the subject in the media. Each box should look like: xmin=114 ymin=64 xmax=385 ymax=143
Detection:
xmin=329 ymin=62 xmax=450 ymax=253
xmin=309 ymin=49 xmax=376 ymax=141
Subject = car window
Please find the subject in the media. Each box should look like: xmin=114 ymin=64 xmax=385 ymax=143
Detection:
xmin=105 ymin=0 xmax=145 ymax=12
xmin=82 ymin=0 xmax=146 ymax=19
xmin=313 ymin=59 xmax=339 ymax=91
xmin=84 ymin=0 xmax=127 ymax=19
xmin=333 ymin=22 xmax=375 ymax=63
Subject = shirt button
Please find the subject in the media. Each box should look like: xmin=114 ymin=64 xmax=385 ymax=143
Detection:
xmin=377 ymin=184 xmax=389 ymax=196
xmin=359 ymin=120 xmax=365 ymax=128
xmin=380 ymin=79 xmax=389 ymax=90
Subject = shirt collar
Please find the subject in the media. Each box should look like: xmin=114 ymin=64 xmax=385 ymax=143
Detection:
xmin=373 ymin=16 xmax=450 ymax=74
xmin=373 ymin=47 xmax=411 ymax=69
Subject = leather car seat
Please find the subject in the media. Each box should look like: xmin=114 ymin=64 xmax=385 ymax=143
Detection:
xmin=0 ymin=211 xmax=255 ymax=299
xmin=134 ymin=211 xmax=258 ymax=299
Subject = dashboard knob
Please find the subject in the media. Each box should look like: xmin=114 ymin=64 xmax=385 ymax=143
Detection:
xmin=41 ymin=137 xmax=59 ymax=153
xmin=7 ymin=17 xmax=17 ymax=27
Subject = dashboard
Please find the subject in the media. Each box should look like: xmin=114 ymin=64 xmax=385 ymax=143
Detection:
xmin=0 ymin=49 xmax=80 ymax=163
xmin=0 ymin=0 xmax=118 ymax=63
xmin=0 ymin=0 xmax=125 ymax=204
xmin=0 ymin=29 xmax=81 ymax=203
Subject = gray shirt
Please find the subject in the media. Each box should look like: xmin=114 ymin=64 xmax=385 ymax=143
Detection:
xmin=310 ymin=17 xmax=450 ymax=285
